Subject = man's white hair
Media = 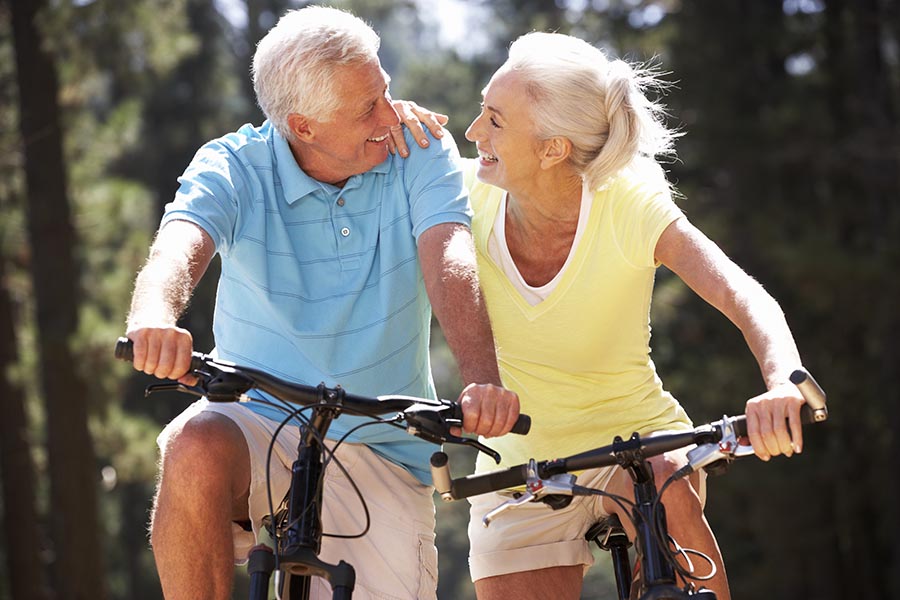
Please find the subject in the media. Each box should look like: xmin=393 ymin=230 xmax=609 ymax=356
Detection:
xmin=252 ymin=6 xmax=381 ymax=139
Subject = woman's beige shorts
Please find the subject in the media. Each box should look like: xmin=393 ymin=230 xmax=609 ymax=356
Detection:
xmin=467 ymin=441 xmax=706 ymax=582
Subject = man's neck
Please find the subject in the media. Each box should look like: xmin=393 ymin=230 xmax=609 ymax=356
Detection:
xmin=288 ymin=138 xmax=349 ymax=188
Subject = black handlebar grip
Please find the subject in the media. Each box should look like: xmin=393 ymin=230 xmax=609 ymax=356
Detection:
xmin=511 ymin=414 xmax=531 ymax=435
xmin=730 ymin=403 xmax=821 ymax=440
xmin=444 ymin=402 xmax=530 ymax=435
xmin=115 ymin=337 xmax=134 ymax=362
xmin=114 ymin=337 xmax=207 ymax=373
xmin=448 ymin=465 xmax=527 ymax=500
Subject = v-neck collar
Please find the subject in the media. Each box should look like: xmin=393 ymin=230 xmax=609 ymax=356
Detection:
xmin=477 ymin=182 xmax=601 ymax=319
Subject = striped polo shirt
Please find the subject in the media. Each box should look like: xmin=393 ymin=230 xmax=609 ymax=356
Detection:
xmin=161 ymin=121 xmax=471 ymax=483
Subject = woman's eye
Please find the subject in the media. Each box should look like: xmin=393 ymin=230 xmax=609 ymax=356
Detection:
xmin=490 ymin=117 xmax=500 ymax=128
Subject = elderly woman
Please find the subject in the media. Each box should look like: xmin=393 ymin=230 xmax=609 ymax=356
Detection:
xmin=398 ymin=31 xmax=809 ymax=600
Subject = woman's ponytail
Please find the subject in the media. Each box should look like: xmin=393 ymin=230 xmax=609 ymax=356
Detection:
xmin=504 ymin=33 xmax=678 ymax=190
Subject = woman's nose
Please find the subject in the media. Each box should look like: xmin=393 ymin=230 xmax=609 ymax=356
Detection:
xmin=465 ymin=116 xmax=481 ymax=142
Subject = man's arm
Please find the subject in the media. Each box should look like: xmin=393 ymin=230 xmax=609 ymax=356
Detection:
xmin=655 ymin=217 xmax=806 ymax=461
xmin=126 ymin=220 xmax=216 ymax=381
xmin=417 ymin=222 xmax=520 ymax=438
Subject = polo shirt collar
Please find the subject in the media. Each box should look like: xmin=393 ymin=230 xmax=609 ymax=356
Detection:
xmin=272 ymin=128 xmax=320 ymax=204
xmin=272 ymin=125 xmax=394 ymax=203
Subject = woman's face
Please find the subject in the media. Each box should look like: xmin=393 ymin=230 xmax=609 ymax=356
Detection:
xmin=465 ymin=70 xmax=544 ymax=194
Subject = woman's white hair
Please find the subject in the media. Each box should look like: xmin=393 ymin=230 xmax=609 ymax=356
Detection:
xmin=502 ymin=32 xmax=678 ymax=190
xmin=252 ymin=6 xmax=380 ymax=139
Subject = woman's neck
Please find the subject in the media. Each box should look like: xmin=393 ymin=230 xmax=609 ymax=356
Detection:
xmin=506 ymin=171 xmax=583 ymax=236
xmin=502 ymin=171 xmax=586 ymax=287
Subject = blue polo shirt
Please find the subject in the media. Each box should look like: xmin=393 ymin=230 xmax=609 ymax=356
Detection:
xmin=161 ymin=121 xmax=471 ymax=483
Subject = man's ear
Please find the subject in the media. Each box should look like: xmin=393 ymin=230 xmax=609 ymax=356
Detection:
xmin=288 ymin=113 xmax=314 ymax=142
xmin=539 ymin=136 xmax=572 ymax=170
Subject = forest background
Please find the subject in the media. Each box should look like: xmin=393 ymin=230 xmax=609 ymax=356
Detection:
xmin=1 ymin=0 xmax=898 ymax=599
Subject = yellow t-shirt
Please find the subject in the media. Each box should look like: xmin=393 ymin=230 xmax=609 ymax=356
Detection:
xmin=467 ymin=162 xmax=693 ymax=474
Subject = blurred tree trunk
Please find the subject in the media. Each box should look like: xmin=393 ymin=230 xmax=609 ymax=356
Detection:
xmin=0 ymin=256 xmax=49 ymax=600
xmin=8 ymin=0 xmax=105 ymax=598
xmin=241 ymin=0 xmax=290 ymax=115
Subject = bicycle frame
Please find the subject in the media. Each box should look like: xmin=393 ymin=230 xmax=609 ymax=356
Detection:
xmin=114 ymin=337 xmax=530 ymax=600
xmin=248 ymin=395 xmax=355 ymax=600
xmin=431 ymin=368 xmax=827 ymax=600
xmin=608 ymin=434 xmax=716 ymax=600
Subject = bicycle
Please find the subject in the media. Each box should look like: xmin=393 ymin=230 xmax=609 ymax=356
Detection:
xmin=114 ymin=337 xmax=530 ymax=600
xmin=429 ymin=368 xmax=828 ymax=600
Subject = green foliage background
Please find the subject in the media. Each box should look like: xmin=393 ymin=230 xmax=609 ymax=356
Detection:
xmin=1 ymin=1 xmax=898 ymax=599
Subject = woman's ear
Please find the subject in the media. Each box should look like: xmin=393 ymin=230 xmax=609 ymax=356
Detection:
xmin=288 ymin=113 xmax=315 ymax=143
xmin=540 ymin=136 xmax=572 ymax=170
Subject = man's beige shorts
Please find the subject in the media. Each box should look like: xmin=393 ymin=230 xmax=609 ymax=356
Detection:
xmin=157 ymin=399 xmax=438 ymax=600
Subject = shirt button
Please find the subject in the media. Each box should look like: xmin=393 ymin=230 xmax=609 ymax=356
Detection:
xmin=337 ymin=198 xmax=345 ymax=207
xmin=340 ymin=227 xmax=350 ymax=237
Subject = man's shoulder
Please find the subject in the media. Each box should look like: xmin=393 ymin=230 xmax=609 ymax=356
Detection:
xmin=396 ymin=127 xmax=461 ymax=171
xmin=200 ymin=122 xmax=275 ymax=164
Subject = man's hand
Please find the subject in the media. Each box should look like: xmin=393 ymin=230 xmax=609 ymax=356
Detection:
xmin=388 ymin=100 xmax=449 ymax=157
xmin=456 ymin=383 xmax=520 ymax=438
xmin=126 ymin=325 xmax=197 ymax=385
xmin=124 ymin=221 xmax=215 ymax=387
xmin=744 ymin=382 xmax=806 ymax=461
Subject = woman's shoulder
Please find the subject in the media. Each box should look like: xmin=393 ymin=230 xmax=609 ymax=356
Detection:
xmin=601 ymin=158 xmax=671 ymax=200
xmin=593 ymin=159 xmax=679 ymax=223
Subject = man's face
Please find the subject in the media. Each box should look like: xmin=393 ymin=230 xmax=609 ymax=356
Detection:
xmin=294 ymin=59 xmax=400 ymax=186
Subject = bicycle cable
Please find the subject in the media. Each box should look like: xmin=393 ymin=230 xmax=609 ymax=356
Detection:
xmin=258 ymin=397 xmax=434 ymax=567
xmin=261 ymin=401 xmax=386 ymax=600
xmin=652 ymin=474 xmax=717 ymax=584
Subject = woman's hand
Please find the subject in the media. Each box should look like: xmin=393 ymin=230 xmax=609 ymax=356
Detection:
xmin=744 ymin=382 xmax=806 ymax=461
xmin=389 ymin=100 xmax=449 ymax=157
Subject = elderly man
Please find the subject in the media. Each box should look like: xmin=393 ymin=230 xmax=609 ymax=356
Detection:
xmin=125 ymin=6 xmax=519 ymax=599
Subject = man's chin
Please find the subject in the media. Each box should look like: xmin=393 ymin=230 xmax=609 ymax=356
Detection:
xmin=367 ymin=143 xmax=390 ymax=164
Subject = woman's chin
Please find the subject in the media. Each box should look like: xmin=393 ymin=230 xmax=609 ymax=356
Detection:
xmin=476 ymin=162 xmax=498 ymax=184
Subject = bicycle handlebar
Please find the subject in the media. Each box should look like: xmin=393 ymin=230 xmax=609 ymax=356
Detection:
xmin=115 ymin=337 xmax=531 ymax=451
xmin=432 ymin=368 xmax=827 ymax=501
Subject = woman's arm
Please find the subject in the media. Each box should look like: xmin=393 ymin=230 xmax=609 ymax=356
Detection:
xmin=655 ymin=217 xmax=806 ymax=461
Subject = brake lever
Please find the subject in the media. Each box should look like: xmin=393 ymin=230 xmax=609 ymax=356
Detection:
xmin=483 ymin=489 xmax=535 ymax=527
xmin=481 ymin=459 xmax=578 ymax=526
xmin=681 ymin=415 xmax=755 ymax=478
xmin=145 ymin=382 xmax=207 ymax=398
xmin=404 ymin=404 xmax=502 ymax=463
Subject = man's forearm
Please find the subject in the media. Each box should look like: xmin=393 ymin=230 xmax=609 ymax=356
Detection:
xmin=418 ymin=223 xmax=502 ymax=386
xmin=127 ymin=251 xmax=193 ymax=328
xmin=432 ymin=274 xmax=502 ymax=386
xmin=127 ymin=221 xmax=215 ymax=329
